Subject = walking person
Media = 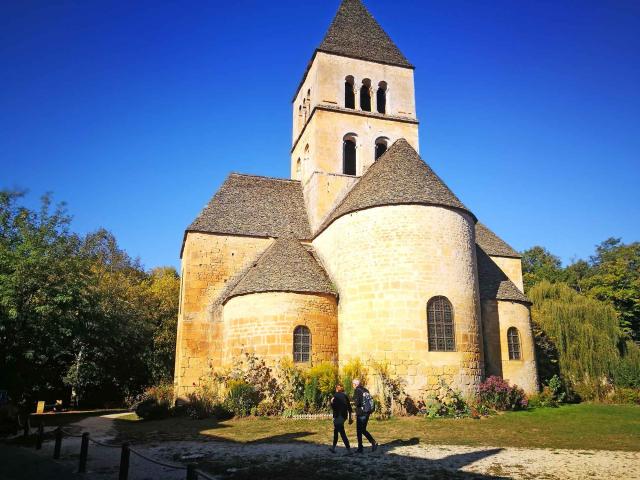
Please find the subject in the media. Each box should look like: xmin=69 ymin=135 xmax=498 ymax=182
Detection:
xmin=329 ymin=384 xmax=353 ymax=454
xmin=352 ymin=379 xmax=378 ymax=453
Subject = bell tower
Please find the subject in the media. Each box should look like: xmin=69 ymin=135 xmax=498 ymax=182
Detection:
xmin=291 ymin=0 xmax=420 ymax=231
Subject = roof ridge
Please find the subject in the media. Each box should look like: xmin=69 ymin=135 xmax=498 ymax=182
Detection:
xmin=229 ymin=172 xmax=301 ymax=184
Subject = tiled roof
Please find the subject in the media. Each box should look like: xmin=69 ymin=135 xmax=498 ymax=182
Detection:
xmin=187 ymin=174 xmax=312 ymax=239
xmin=223 ymin=238 xmax=336 ymax=302
xmin=317 ymin=139 xmax=475 ymax=235
xmin=476 ymin=223 xmax=521 ymax=258
xmin=318 ymin=0 xmax=412 ymax=67
xmin=477 ymin=246 xmax=530 ymax=304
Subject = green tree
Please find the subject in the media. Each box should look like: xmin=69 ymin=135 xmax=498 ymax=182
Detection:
xmin=581 ymin=238 xmax=640 ymax=340
xmin=530 ymin=281 xmax=623 ymax=396
xmin=521 ymin=246 xmax=564 ymax=292
xmin=0 ymin=190 xmax=87 ymax=403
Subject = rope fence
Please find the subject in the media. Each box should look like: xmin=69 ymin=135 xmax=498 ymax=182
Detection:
xmin=24 ymin=417 xmax=212 ymax=479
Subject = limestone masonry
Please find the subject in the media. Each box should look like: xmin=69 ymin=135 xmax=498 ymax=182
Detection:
xmin=174 ymin=0 xmax=538 ymax=398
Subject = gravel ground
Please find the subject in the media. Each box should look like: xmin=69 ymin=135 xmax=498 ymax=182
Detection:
xmin=22 ymin=413 xmax=640 ymax=480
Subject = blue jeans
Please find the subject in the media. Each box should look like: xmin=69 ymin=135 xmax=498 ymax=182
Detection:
xmin=356 ymin=414 xmax=375 ymax=451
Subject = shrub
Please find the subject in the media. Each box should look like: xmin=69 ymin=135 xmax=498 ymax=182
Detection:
xmin=573 ymin=380 xmax=612 ymax=402
xmin=421 ymin=382 xmax=470 ymax=418
xmin=132 ymin=382 xmax=174 ymax=420
xmin=370 ymin=360 xmax=407 ymax=419
xmin=614 ymin=341 xmax=640 ymax=389
xmin=609 ymin=388 xmax=640 ymax=405
xmin=303 ymin=363 xmax=338 ymax=411
xmin=135 ymin=398 xmax=171 ymax=420
xmin=276 ymin=358 xmax=305 ymax=409
xmin=224 ymin=380 xmax=260 ymax=417
xmin=477 ymin=376 xmax=528 ymax=411
xmin=341 ymin=359 xmax=368 ymax=397
xmin=255 ymin=400 xmax=282 ymax=416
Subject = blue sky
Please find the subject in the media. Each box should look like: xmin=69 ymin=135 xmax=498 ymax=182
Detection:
xmin=2 ymin=0 xmax=639 ymax=270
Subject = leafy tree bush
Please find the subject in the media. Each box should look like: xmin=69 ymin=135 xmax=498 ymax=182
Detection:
xmin=614 ymin=341 xmax=640 ymax=389
xmin=477 ymin=376 xmax=528 ymax=411
xmin=303 ymin=363 xmax=338 ymax=411
xmin=224 ymin=380 xmax=260 ymax=417
xmin=340 ymin=358 xmax=368 ymax=397
xmin=0 ymin=191 xmax=180 ymax=407
xmin=421 ymin=382 xmax=471 ymax=418
xmin=370 ymin=360 xmax=407 ymax=418
xmin=530 ymin=280 xmax=623 ymax=397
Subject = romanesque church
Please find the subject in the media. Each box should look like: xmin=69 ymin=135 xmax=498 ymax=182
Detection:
xmin=174 ymin=0 xmax=538 ymax=397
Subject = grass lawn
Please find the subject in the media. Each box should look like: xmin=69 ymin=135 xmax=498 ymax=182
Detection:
xmin=112 ymin=403 xmax=640 ymax=451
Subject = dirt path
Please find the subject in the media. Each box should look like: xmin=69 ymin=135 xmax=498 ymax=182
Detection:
xmin=27 ymin=414 xmax=640 ymax=479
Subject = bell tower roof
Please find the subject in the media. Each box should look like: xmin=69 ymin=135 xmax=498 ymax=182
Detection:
xmin=318 ymin=0 xmax=412 ymax=68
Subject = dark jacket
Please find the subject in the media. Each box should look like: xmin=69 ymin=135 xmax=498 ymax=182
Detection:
xmin=330 ymin=392 xmax=352 ymax=419
xmin=353 ymin=385 xmax=370 ymax=416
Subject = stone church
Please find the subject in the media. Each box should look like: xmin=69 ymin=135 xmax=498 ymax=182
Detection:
xmin=174 ymin=0 xmax=538 ymax=398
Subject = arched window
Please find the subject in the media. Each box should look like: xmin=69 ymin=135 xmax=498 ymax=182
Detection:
xmin=377 ymin=81 xmax=387 ymax=114
xmin=507 ymin=327 xmax=521 ymax=360
xmin=293 ymin=325 xmax=311 ymax=363
xmin=343 ymin=134 xmax=357 ymax=175
xmin=345 ymin=76 xmax=355 ymax=109
xmin=427 ymin=296 xmax=455 ymax=352
xmin=360 ymin=79 xmax=371 ymax=112
xmin=295 ymin=157 xmax=301 ymax=178
xmin=375 ymin=137 xmax=388 ymax=160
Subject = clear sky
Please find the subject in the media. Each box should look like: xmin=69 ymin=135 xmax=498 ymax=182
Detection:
xmin=2 ymin=0 xmax=639 ymax=270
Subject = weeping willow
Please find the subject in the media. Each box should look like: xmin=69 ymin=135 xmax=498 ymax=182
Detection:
xmin=529 ymin=280 xmax=623 ymax=385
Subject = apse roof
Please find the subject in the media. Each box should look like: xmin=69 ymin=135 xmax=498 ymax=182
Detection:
xmin=317 ymin=138 xmax=475 ymax=235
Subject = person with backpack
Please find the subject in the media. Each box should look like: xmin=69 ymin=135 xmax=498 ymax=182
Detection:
xmin=352 ymin=379 xmax=378 ymax=453
xmin=329 ymin=384 xmax=353 ymax=454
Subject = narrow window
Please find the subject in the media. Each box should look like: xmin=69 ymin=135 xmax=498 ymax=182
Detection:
xmin=360 ymin=79 xmax=371 ymax=112
xmin=507 ymin=327 xmax=521 ymax=360
xmin=343 ymin=136 xmax=357 ymax=175
xmin=345 ymin=76 xmax=355 ymax=109
xmin=427 ymin=296 xmax=455 ymax=352
xmin=377 ymin=81 xmax=387 ymax=114
xmin=293 ymin=325 xmax=311 ymax=363
xmin=375 ymin=137 xmax=388 ymax=160
xmin=296 ymin=158 xmax=301 ymax=178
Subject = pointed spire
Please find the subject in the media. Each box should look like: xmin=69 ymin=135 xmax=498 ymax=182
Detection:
xmin=318 ymin=0 xmax=412 ymax=67
xmin=223 ymin=238 xmax=336 ymax=302
xmin=317 ymin=139 xmax=475 ymax=235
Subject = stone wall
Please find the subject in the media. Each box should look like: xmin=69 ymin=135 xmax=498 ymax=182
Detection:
xmin=222 ymin=292 xmax=338 ymax=366
xmin=174 ymin=233 xmax=271 ymax=396
xmin=313 ymin=204 xmax=484 ymax=397
xmin=481 ymin=299 xmax=538 ymax=394
xmin=302 ymin=171 xmax=358 ymax=233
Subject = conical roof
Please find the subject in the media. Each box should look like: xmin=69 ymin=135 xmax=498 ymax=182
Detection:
xmin=476 ymin=223 xmax=521 ymax=258
xmin=316 ymin=139 xmax=475 ymax=235
xmin=318 ymin=0 xmax=412 ymax=67
xmin=223 ymin=238 xmax=336 ymax=303
xmin=477 ymin=246 xmax=530 ymax=304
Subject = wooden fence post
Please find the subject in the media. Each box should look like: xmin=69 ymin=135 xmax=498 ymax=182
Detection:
xmin=118 ymin=442 xmax=130 ymax=480
xmin=186 ymin=463 xmax=198 ymax=480
xmin=53 ymin=426 xmax=62 ymax=459
xmin=22 ymin=413 xmax=30 ymax=437
xmin=78 ymin=432 xmax=89 ymax=473
xmin=35 ymin=421 xmax=44 ymax=449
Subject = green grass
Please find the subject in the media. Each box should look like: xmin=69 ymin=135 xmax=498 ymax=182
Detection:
xmin=112 ymin=403 xmax=640 ymax=452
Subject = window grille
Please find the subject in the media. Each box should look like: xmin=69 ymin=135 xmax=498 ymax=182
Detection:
xmin=507 ymin=327 xmax=521 ymax=360
xmin=427 ymin=296 xmax=456 ymax=351
xmin=293 ymin=326 xmax=311 ymax=363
